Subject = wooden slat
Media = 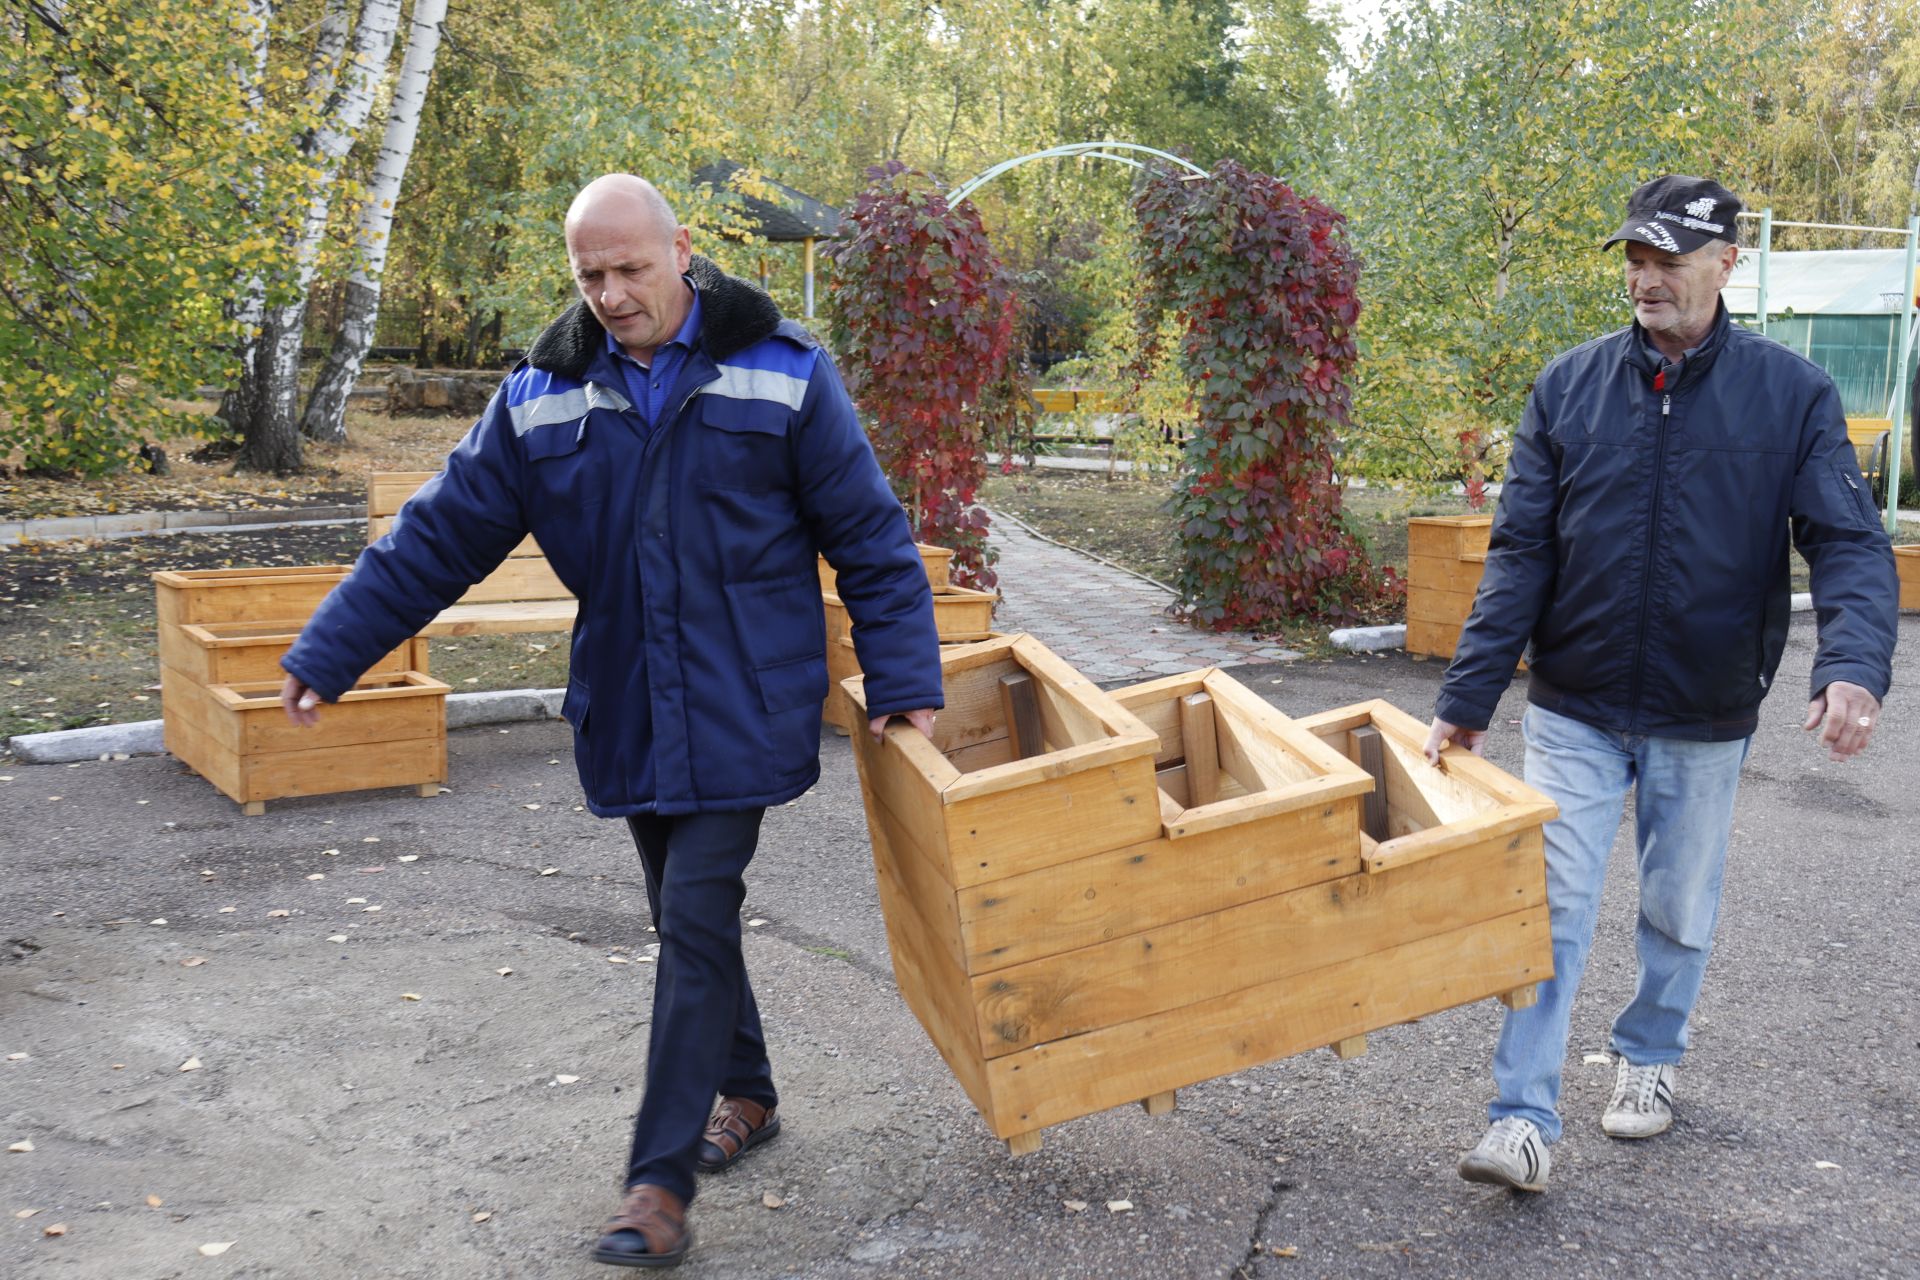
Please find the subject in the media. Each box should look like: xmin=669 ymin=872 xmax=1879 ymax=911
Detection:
xmin=368 ymin=471 xmax=438 ymax=516
xmin=1111 ymin=671 xmax=1213 ymax=765
xmin=154 ymin=568 xmax=351 ymax=627
xmin=846 ymin=712 xmax=961 ymax=884
xmin=1178 ymin=693 xmax=1219 ymax=806
xmin=1405 ymin=585 xmax=1480 ymax=627
xmin=1405 ymin=553 xmax=1489 ymax=595
xmin=970 ymin=822 xmax=1547 ymax=1056
xmin=957 ymin=796 xmax=1360 ymax=973
xmin=235 ymin=735 xmax=446 ymax=804
xmin=1895 ymin=546 xmax=1920 ymax=611
xmin=367 ymin=514 xmax=542 ymax=558
xmin=998 ymin=672 xmax=1044 ymax=759
xmin=942 ymin=755 xmax=1162 ymax=886
xmin=1352 ymin=726 xmax=1390 ymax=842
xmin=980 ymin=907 xmax=1550 ymax=1135
xmin=1405 ymin=515 xmax=1492 ymax=560
xmin=455 ymin=556 xmax=571 ymax=605
xmin=1199 ymin=673 xmax=1364 ymax=784
xmin=1403 ymin=617 xmax=1463 ymax=659
xmin=868 ymin=792 xmax=973 ymax=976
xmin=418 ymin=600 xmax=578 ymax=636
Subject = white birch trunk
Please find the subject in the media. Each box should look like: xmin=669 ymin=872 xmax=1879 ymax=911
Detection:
xmin=237 ymin=0 xmax=404 ymax=473
xmin=301 ymin=0 xmax=448 ymax=443
xmin=218 ymin=0 xmax=275 ymax=437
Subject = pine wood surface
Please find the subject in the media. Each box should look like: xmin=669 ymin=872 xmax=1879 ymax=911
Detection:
xmin=164 ymin=621 xmax=426 ymax=685
xmin=415 ymin=599 xmax=579 ymax=636
xmin=1896 ymin=545 xmax=1919 ymax=610
xmin=368 ymin=515 xmax=543 ymax=559
xmin=817 ymin=543 xmax=955 ymax=593
xmin=1405 ymin=514 xmax=1492 ymax=560
xmin=154 ymin=567 xmax=353 ymax=627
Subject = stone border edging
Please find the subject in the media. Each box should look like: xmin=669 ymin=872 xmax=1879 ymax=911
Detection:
xmin=6 ymin=688 xmax=565 ymax=764
xmin=3 ymin=503 xmax=366 ymax=544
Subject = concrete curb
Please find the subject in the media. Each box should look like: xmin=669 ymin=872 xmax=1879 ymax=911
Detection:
xmin=6 ymin=687 xmax=565 ymax=764
xmin=2 ymin=503 xmax=366 ymax=544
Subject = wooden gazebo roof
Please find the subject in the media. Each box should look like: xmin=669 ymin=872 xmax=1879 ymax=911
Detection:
xmin=693 ymin=161 xmax=841 ymax=242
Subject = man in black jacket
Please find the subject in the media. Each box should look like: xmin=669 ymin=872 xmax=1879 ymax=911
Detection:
xmin=1427 ymin=176 xmax=1899 ymax=1193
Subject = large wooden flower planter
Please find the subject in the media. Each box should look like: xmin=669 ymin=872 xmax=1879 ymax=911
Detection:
xmin=154 ymin=566 xmax=441 ymax=814
xmin=164 ymin=673 xmax=449 ymax=814
xmin=821 ymin=583 xmax=998 ymax=732
xmin=1896 ymin=545 xmax=1920 ymax=611
xmin=817 ymin=544 xmax=955 ymax=594
xmin=847 ymin=643 xmax=1556 ymax=1155
xmin=1405 ymin=515 xmax=1491 ymax=660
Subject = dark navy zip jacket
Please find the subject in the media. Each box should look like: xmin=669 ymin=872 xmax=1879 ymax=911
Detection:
xmin=1435 ymin=304 xmax=1897 ymax=741
xmin=282 ymin=258 xmax=944 ymax=814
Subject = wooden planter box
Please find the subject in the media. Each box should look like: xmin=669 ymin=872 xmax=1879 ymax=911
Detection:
xmin=154 ymin=566 xmax=353 ymax=629
xmin=163 ymin=620 xmax=428 ymax=687
xmin=1896 ymin=545 xmax=1920 ymax=611
xmin=166 ymin=672 xmax=449 ymax=814
xmin=1405 ymin=515 xmax=1491 ymax=660
xmin=817 ymin=544 xmax=955 ymax=594
xmin=820 ymin=583 xmax=999 ymax=732
xmin=849 ymin=649 xmax=1555 ymax=1155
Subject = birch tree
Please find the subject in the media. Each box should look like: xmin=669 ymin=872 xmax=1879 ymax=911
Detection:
xmin=300 ymin=0 xmax=447 ymax=443
xmin=231 ymin=0 xmax=402 ymax=473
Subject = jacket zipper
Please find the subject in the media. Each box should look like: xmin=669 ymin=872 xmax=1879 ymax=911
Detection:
xmin=1625 ymin=390 xmax=1671 ymax=730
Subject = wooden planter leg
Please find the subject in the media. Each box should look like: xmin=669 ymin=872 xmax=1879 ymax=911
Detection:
xmin=1006 ymin=1130 xmax=1043 ymax=1157
xmin=1331 ymin=1034 xmax=1368 ymax=1060
xmin=241 ymin=800 xmax=266 ymax=817
xmin=1499 ymin=984 xmax=1540 ymax=1011
xmin=416 ymin=783 xmax=441 ymax=798
xmin=1140 ymin=1090 xmax=1177 ymax=1117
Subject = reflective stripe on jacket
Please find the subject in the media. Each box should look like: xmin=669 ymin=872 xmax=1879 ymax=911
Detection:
xmin=283 ymin=258 xmax=943 ymax=814
xmin=1435 ymin=305 xmax=1898 ymax=741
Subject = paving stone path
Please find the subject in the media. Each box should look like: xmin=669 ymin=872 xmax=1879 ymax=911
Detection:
xmin=986 ymin=509 xmax=1300 ymax=681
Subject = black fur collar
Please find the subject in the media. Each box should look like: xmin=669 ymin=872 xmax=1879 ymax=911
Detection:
xmin=527 ymin=255 xmax=784 ymax=376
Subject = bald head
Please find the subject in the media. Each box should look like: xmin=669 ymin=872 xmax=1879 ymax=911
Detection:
xmin=566 ymin=174 xmax=679 ymax=244
xmin=565 ymin=174 xmax=693 ymax=363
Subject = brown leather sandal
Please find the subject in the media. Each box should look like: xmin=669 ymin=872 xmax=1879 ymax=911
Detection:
xmin=591 ymin=1183 xmax=691 ymax=1269
xmin=695 ymin=1096 xmax=781 ymax=1173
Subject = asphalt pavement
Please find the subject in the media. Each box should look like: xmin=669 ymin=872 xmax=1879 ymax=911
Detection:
xmin=2 ymin=615 xmax=1915 ymax=1280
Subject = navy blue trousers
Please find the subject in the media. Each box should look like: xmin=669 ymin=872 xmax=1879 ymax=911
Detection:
xmin=623 ymin=809 xmax=778 ymax=1202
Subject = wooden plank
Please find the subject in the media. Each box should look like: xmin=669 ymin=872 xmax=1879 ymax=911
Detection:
xmin=863 ymin=792 xmax=997 ymax=1124
xmin=1403 ymin=617 xmax=1461 ymax=660
xmin=1169 ymin=771 xmax=1367 ymax=841
xmin=155 ymin=569 xmax=351 ymax=626
xmin=998 ymin=672 xmax=1044 ymax=760
xmin=455 ymin=556 xmax=571 ymax=605
xmin=1895 ymin=546 xmax=1920 ymax=611
xmin=157 ymin=696 xmax=244 ymax=802
xmin=869 ymin=790 xmax=973 ymax=975
xmin=368 ymin=515 xmax=542 ymax=558
xmin=1351 ymin=726 xmax=1390 ymax=842
xmin=237 ymin=735 xmax=446 ymax=804
xmin=1499 ymin=984 xmax=1539 ymax=1010
xmin=957 ymin=796 xmax=1361 ymax=973
xmin=1178 ymin=693 xmax=1219 ymax=807
xmin=368 ymin=471 xmax=438 ymax=516
xmin=927 ymin=652 xmax=1020 ymax=755
xmin=1005 ymin=1131 xmax=1043 ymax=1157
xmin=419 ymin=599 xmax=578 ymax=636
xmin=166 ymin=622 xmax=419 ymax=685
xmin=1199 ymin=673 xmax=1362 ymax=785
xmin=970 ymin=821 xmax=1547 ymax=1056
xmin=1405 ymin=515 xmax=1491 ymax=560
xmin=1364 ymin=803 xmax=1554 ymax=875
xmin=1405 ymin=553 xmax=1489 ymax=596
xmin=938 ymin=733 xmax=1159 ymax=806
xmin=942 ymin=755 xmax=1162 ymax=886
xmin=929 ymin=585 xmax=998 ymax=641
xmin=1140 ymin=1091 xmax=1176 ymax=1116
xmin=846 ymin=710 xmax=961 ymax=885
xmin=1008 ymin=636 xmax=1158 ymax=742
xmin=1029 ymin=677 xmax=1105 ymax=753
xmin=1110 ymin=671 xmax=1213 ymax=765
xmin=982 ymin=907 xmax=1551 ymax=1135
xmin=1405 ymin=586 xmax=1480 ymax=627
xmin=1376 ymin=726 xmax=1490 ymax=827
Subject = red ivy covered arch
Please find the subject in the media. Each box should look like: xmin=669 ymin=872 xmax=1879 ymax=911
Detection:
xmin=829 ymin=152 xmax=1396 ymax=625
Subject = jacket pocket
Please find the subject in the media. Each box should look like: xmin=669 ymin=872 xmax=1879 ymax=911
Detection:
xmin=696 ymin=394 xmax=792 ymax=493
xmin=722 ymin=574 xmax=827 ymax=668
xmin=1828 ymin=455 xmax=1877 ymax=526
xmin=752 ymin=653 xmax=829 ymax=715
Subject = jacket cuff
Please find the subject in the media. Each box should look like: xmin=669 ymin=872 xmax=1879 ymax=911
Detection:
xmin=1432 ymin=690 xmax=1494 ymax=734
xmin=1809 ymin=661 xmax=1889 ymax=704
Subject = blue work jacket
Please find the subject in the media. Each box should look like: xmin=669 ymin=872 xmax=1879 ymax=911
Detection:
xmin=1436 ymin=304 xmax=1898 ymax=741
xmin=283 ymin=258 xmax=944 ymax=814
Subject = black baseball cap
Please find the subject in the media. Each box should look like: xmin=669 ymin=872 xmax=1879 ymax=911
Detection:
xmin=1603 ymin=175 xmax=1742 ymax=254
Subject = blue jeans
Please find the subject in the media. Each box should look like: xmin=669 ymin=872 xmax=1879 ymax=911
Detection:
xmin=1489 ymin=705 xmax=1750 ymax=1143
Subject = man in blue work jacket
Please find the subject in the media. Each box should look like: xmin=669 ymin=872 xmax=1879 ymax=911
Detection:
xmin=280 ymin=174 xmax=944 ymax=1266
xmin=1426 ymin=175 xmax=1898 ymax=1194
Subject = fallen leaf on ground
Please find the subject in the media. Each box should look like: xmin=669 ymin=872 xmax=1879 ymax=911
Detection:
xmin=607 ymin=956 xmax=629 ymax=965
xmin=397 ymin=855 xmax=418 ymax=863
xmin=327 ymin=935 xmax=348 ymax=943
xmin=146 ymin=1195 xmax=163 ymax=1208
xmin=496 ymin=967 xmax=512 ymax=976
xmin=321 ymin=848 xmax=340 ymax=856
xmin=362 ymin=906 xmax=381 ymax=913
xmin=346 ymin=897 xmax=367 ymax=905
xmin=362 ymin=837 xmax=379 ymax=843
xmin=197 ymin=1241 xmax=232 ymax=1256
xmin=1062 ymin=1200 xmax=1088 ymax=1212
xmin=1815 ymin=1160 xmax=1841 ymax=1170
xmin=1270 ymin=1245 xmax=1298 ymax=1257
xmin=43 ymin=1223 xmax=67 ymax=1237
xmin=306 ymin=874 xmax=325 ymax=881
xmin=6 ymin=1053 xmax=26 ymax=1061
xmin=180 ymin=957 xmax=206 ymax=968
xmin=471 ymin=1211 xmax=492 ymax=1223
xmin=400 ymin=993 xmax=421 ymax=1002
xmin=554 ymin=1075 xmax=579 ymax=1084
xmin=149 ymin=919 xmax=167 ymax=926
xmin=761 ymin=1192 xmax=786 ymax=1210
xmin=747 ymin=918 xmax=768 ymax=928
xmin=1106 ymin=1200 xmax=1132 ymax=1213
xmin=8 ymin=1140 xmax=33 ymax=1153
xmin=266 ymin=909 xmax=290 ymax=918
xmin=15 ymin=1208 xmax=39 ymax=1218
xmin=217 ymin=906 xmax=236 ymax=913
xmin=524 ymin=804 xmax=542 ymax=811
xmin=179 ymin=1057 xmax=201 ymax=1072
xmin=539 ymin=867 xmax=558 ymax=876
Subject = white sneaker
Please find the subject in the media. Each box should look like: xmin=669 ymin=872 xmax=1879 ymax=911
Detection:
xmin=1457 ymin=1117 xmax=1550 ymax=1192
xmin=1602 ymin=1057 xmax=1676 ymax=1139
